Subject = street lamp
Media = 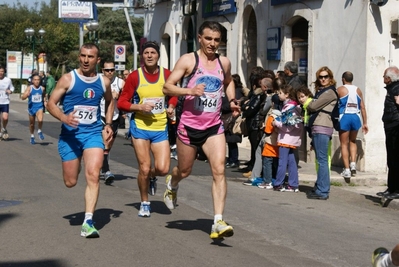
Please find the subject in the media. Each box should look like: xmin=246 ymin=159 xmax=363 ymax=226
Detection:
xmin=86 ymin=20 xmax=99 ymax=43
xmin=24 ymin=27 xmax=45 ymax=72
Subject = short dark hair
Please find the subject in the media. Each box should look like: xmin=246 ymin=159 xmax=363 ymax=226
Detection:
xmin=342 ymin=71 xmax=353 ymax=82
xmin=284 ymin=61 xmax=298 ymax=74
xmin=198 ymin=21 xmax=223 ymax=35
xmin=80 ymin=43 xmax=100 ymax=56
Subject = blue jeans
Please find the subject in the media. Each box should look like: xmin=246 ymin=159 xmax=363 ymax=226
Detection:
xmin=262 ymin=156 xmax=278 ymax=184
xmin=312 ymin=133 xmax=331 ymax=197
xmin=274 ymin=146 xmax=298 ymax=187
xmin=227 ymin=142 xmax=239 ymax=164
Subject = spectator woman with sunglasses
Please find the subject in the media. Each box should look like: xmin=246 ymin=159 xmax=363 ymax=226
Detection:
xmin=305 ymin=66 xmax=338 ymax=200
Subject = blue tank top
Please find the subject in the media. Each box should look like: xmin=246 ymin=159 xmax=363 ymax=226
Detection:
xmin=28 ymin=86 xmax=44 ymax=110
xmin=61 ymin=69 xmax=106 ymax=135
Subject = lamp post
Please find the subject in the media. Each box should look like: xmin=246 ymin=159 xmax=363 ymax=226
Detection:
xmin=86 ymin=20 xmax=99 ymax=43
xmin=24 ymin=27 xmax=45 ymax=72
xmin=86 ymin=20 xmax=99 ymax=72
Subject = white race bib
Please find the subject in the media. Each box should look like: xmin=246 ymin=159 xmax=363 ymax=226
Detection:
xmin=0 ymin=91 xmax=5 ymax=99
xmin=32 ymin=94 xmax=42 ymax=103
xmin=74 ymin=105 xmax=98 ymax=124
xmin=143 ymin=97 xmax=164 ymax=114
xmin=194 ymin=93 xmax=219 ymax=112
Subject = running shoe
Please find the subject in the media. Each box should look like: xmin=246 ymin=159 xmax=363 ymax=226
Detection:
xmin=372 ymin=247 xmax=390 ymax=267
xmin=210 ymin=220 xmax=234 ymax=239
xmin=242 ymin=171 xmax=252 ymax=178
xmin=258 ymin=182 xmax=273 ymax=189
xmin=80 ymin=219 xmax=99 ymax=238
xmin=350 ymin=162 xmax=357 ymax=177
xmin=273 ymin=184 xmax=284 ymax=191
xmin=164 ymin=175 xmax=178 ymax=210
xmin=148 ymin=177 xmax=157 ymax=195
xmin=341 ymin=169 xmax=351 ymax=179
xmin=242 ymin=179 xmax=253 ymax=186
xmin=1 ymin=129 xmax=8 ymax=140
xmin=30 ymin=137 xmax=35 ymax=145
xmin=104 ymin=171 xmax=115 ymax=185
xmin=38 ymin=131 xmax=45 ymax=141
xmin=138 ymin=202 xmax=151 ymax=217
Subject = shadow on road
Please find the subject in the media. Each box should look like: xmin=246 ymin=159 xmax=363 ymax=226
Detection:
xmin=63 ymin=208 xmax=123 ymax=230
xmin=126 ymin=200 xmax=172 ymax=215
xmin=0 ymin=259 xmax=68 ymax=267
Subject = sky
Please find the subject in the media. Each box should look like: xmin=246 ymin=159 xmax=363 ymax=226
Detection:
xmin=0 ymin=0 xmax=51 ymax=8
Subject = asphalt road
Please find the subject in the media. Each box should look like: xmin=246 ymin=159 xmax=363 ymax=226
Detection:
xmin=0 ymin=99 xmax=398 ymax=267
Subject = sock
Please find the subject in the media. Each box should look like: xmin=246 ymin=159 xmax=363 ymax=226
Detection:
xmin=350 ymin=162 xmax=356 ymax=168
xmin=167 ymin=177 xmax=178 ymax=190
xmin=38 ymin=129 xmax=42 ymax=133
xmin=214 ymin=214 xmax=222 ymax=224
xmin=84 ymin=213 xmax=93 ymax=223
xmin=102 ymin=153 xmax=109 ymax=173
xmin=141 ymin=201 xmax=150 ymax=205
xmin=345 ymin=168 xmax=350 ymax=172
xmin=30 ymin=134 xmax=34 ymax=138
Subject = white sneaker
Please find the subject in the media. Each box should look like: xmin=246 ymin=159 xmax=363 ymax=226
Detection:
xmin=258 ymin=182 xmax=273 ymax=189
xmin=350 ymin=162 xmax=356 ymax=177
xmin=164 ymin=175 xmax=178 ymax=210
xmin=341 ymin=169 xmax=351 ymax=179
xmin=138 ymin=202 xmax=151 ymax=217
xmin=372 ymin=247 xmax=391 ymax=267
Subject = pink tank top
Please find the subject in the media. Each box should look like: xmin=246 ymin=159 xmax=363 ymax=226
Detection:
xmin=179 ymin=53 xmax=225 ymax=130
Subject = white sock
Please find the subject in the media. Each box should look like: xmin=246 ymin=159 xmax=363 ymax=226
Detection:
xmin=30 ymin=134 xmax=34 ymax=138
xmin=84 ymin=213 xmax=93 ymax=223
xmin=350 ymin=162 xmax=356 ymax=168
xmin=141 ymin=201 xmax=150 ymax=205
xmin=38 ymin=129 xmax=42 ymax=133
xmin=214 ymin=214 xmax=222 ymax=224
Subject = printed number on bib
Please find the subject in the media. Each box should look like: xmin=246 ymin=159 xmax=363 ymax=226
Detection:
xmin=143 ymin=97 xmax=164 ymax=114
xmin=194 ymin=94 xmax=218 ymax=112
xmin=32 ymin=94 xmax=42 ymax=103
xmin=74 ymin=105 xmax=98 ymax=124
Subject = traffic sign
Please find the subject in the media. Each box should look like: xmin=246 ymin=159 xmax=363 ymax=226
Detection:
xmin=115 ymin=64 xmax=125 ymax=71
xmin=114 ymin=45 xmax=126 ymax=62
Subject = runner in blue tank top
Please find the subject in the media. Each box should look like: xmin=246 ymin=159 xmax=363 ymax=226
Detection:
xmin=47 ymin=43 xmax=114 ymax=238
xmin=21 ymin=74 xmax=45 ymax=145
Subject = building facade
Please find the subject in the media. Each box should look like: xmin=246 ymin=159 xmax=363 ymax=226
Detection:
xmin=135 ymin=0 xmax=399 ymax=173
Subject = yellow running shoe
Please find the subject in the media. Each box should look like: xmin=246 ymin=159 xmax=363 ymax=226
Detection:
xmin=164 ymin=175 xmax=178 ymax=210
xmin=210 ymin=220 xmax=234 ymax=239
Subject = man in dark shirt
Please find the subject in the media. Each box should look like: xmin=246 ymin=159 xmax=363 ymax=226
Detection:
xmin=377 ymin=66 xmax=399 ymax=199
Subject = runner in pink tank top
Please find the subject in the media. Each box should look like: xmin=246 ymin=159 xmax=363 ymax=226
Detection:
xmin=162 ymin=21 xmax=240 ymax=240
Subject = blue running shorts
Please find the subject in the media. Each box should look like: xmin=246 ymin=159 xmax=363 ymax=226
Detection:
xmin=130 ymin=120 xmax=168 ymax=143
xmin=58 ymin=133 xmax=104 ymax=161
xmin=339 ymin=113 xmax=361 ymax=132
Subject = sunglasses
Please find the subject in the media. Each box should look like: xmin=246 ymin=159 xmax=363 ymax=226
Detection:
xmin=103 ymin=69 xmax=115 ymax=72
xmin=318 ymin=75 xmax=330 ymax=80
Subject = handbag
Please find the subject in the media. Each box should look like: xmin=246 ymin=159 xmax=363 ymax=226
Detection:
xmin=232 ymin=115 xmax=248 ymax=136
xmin=221 ymin=113 xmax=234 ymax=132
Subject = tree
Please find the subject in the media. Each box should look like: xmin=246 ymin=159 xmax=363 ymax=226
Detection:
xmin=95 ymin=7 xmax=143 ymax=71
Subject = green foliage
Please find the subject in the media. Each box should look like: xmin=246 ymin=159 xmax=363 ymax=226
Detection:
xmin=0 ymin=0 xmax=143 ymax=78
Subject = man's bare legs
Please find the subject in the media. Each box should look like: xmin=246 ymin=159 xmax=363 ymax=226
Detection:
xmin=62 ymin=148 xmax=102 ymax=214
xmin=202 ymin=134 xmax=227 ymax=215
xmin=132 ymin=138 xmax=170 ymax=202
xmin=165 ymin=133 xmax=233 ymax=238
